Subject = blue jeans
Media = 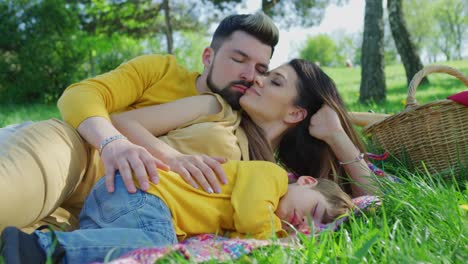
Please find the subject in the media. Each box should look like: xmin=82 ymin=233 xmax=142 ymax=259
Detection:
xmin=35 ymin=174 xmax=178 ymax=264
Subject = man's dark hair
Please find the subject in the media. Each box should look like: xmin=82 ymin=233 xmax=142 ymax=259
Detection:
xmin=210 ymin=12 xmax=279 ymax=58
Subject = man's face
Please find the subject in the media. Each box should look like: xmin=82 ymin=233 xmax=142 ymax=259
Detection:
xmin=205 ymin=30 xmax=272 ymax=110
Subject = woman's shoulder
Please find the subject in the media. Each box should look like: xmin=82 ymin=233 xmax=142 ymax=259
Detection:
xmin=191 ymin=92 xmax=240 ymax=121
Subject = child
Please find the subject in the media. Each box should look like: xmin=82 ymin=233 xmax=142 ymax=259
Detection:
xmin=1 ymin=160 xmax=353 ymax=263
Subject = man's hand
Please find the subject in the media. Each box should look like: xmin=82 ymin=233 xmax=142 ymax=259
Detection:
xmin=101 ymin=139 xmax=169 ymax=193
xmin=166 ymin=154 xmax=228 ymax=193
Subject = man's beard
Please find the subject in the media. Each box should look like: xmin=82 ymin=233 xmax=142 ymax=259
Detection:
xmin=206 ymin=65 xmax=252 ymax=110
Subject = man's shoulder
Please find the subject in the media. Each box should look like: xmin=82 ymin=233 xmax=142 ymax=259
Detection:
xmin=124 ymin=54 xmax=199 ymax=78
xmin=126 ymin=54 xmax=177 ymax=66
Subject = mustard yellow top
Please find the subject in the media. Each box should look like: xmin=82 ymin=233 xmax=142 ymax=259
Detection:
xmin=58 ymin=54 xmax=200 ymax=128
xmin=61 ymin=75 xmax=249 ymax=211
xmin=145 ymin=160 xmax=288 ymax=240
xmin=159 ymin=93 xmax=249 ymax=161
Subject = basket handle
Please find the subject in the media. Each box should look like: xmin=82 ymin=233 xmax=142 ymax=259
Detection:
xmin=405 ymin=65 xmax=468 ymax=109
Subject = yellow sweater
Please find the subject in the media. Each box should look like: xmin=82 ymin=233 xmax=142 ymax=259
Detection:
xmin=159 ymin=93 xmax=249 ymax=160
xmin=146 ymin=160 xmax=288 ymax=240
xmin=59 ymin=55 xmax=250 ymax=212
xmin=58 ymin=54 xmax=199 ymax=128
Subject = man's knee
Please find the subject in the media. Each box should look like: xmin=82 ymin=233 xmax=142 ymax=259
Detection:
xmin=0 ymin=119 xmax=89 ymax=229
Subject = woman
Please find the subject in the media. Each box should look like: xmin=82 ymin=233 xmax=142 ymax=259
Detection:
xmin=111 ymin=59 xmax=373 ymax=197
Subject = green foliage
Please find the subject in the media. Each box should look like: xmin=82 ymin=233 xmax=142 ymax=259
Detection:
xmin=334 ymin=34 xmax=355 ymax=67
xmin=2 ymin=60 xmax=467 ymax=263
xmin=331 ymin=31 xmax=363 ymax=67
xmin=82 ymin=34 xmax=145 ymax=75
xmin=382 ymin=17 xmax=399 ymax=66
xmin=3 ymin=60 xmax=467 ymax=125
xmin=404 ymin=0 xmax=467 ymax=62
xmin=77 ymin=0 xmax=211 ymax=39
xmin=0 ymin=0 xmax=87 ymax=103
xmin=0 ymin=104 xmax=60 ymax=127
xmin=77 ymin=0 xmax=164 ymax=37
xmin=0 ymin=0 xmax=217 ymax=104
xmin=432 ymin=0 xmax=466 ymax=60
xmin=173 ymin=31 xmax=210 ymax=73
xmin=263 ymin=0 xmax=348 ymax=29
xmin=299 ymin=34 xmax=337 ymax=67
xmin=324 ymin=60 xmax=468 ymax=114
xmin=103 ymin=169 xmax=468 ymax=263
xmin=205 ymin=0 xmax=347 ymax=29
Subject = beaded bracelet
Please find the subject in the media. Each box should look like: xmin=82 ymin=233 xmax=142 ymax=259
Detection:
xmin=99 ymin=135 xmax=127 ymax=155
xmin=339 ymin=152 xmax=365 ymax=165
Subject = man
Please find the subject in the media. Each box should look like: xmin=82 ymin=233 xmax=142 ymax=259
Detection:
xmin=0 ymin=12 xmax=279 ymax=231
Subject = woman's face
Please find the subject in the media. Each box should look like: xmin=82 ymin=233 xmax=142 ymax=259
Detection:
xmin=239 ymin=64 xmax=300 ymax=124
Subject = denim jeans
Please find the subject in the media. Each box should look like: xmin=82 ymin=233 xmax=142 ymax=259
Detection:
xmin=35 ymin=173 xmax=178 ymax=264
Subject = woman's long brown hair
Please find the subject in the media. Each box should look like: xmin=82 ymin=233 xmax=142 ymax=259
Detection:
xmin=240 ymin=112 xmax=275 ymax=162
xmin=240 ymin=59 xmax=366 ymax=195
xmin=276 ymin=59 xmax=366 ymax=195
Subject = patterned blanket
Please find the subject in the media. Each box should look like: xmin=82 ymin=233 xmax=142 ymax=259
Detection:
xmin=95 ymin=195 xmax=380 ymax=264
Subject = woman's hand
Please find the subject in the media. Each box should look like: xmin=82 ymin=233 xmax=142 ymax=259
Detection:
xmin=308 ymin=105 xmax=344 ymax=142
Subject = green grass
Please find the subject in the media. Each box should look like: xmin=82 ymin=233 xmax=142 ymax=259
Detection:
xmin=324 ymin=60 xmax=468 ymax=113
xmin=1 ymin=60 xmax=467 ymax=263
xmin=153 ymin=168 xmax=467 ymax=264
xmin=0 ymin=104 xmax=60 ymax=127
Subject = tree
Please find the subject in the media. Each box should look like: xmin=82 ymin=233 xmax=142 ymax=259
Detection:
xmin=299 ymin=34 xmax=337 ymax=66
xmin=433 ymin=0 xmax=466 ymax=60
xmin=387 ymin=0 xmax=427 ymax=86
xmin=163 ymin=0 xmax=174 ymax=54
xmin=331 ymin=31 xmax=359 ymax=67
xmin=74 ymin=0 xmax=211 ymax=54
xmin=207 ymin=0 xmax=347 ymax=29
xmin=173 ymin=31 xmax=211 ymax=72
xmin=359 ymin=0 xmax=386 ymax=103
xmin=382 ymin=13 xmax=399 ymax=65
xmin=402 ymin=0 xmax=434 ymax=51
xmin=262 ymin=0 xmax=345 ymax=28
xmin=0 ymin=0 xmax=87 ymax=103
xmin=404 ymin=0 xmax=466 ymax=62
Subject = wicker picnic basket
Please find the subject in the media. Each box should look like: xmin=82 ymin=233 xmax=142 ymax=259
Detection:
xmin=363 ymin=65 xmax=468 ymax=176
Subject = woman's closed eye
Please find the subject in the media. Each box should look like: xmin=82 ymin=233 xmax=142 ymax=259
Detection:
xmin=232 ymin=57 xmax=243 ymax=63
xmin=270 ymin=79 xmax=282 ymax=86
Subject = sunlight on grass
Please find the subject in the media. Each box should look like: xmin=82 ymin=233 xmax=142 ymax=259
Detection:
xmin=123 ymin=165 xmax=467 ymax=263
xmin=1 ymin=60 xmax=467 ymax=126
xmin=1 ymin=60 xmax=467 ymax=263
xmin=0 ymin=104 xmax=60 ymax=127
xmin=323 ymin=60 xmax=468 ymax=114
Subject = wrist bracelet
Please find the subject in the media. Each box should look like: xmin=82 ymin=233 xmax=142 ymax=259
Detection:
xmin=339 ymin=152 xmax=365 ymax=165
xmin=99 ymin=135 xmax=127 ymax=155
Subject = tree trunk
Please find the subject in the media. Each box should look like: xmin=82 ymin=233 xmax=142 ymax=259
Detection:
xmin=360 ymin=0 xmax=386 ymax=103
xmin=388 ymin=0 xmax=428 ymax=85
xmin=163 ymin=0 xmax=173 ymax=54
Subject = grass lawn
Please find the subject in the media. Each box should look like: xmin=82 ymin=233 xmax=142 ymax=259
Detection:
xmin=1 ymin=60 xmax=467 ymax=263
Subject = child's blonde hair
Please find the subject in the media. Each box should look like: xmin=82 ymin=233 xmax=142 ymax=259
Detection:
xmin=313 ymin=178 xmax=354 ymax=223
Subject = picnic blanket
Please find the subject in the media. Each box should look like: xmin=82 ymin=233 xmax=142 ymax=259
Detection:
xmin=94 ymin=195 xmax=380 ymax=264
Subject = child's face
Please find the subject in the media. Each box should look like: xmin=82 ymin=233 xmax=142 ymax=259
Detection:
xmin=276 ymin=176 xmax=330 ymax=229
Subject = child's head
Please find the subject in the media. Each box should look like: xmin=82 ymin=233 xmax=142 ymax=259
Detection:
xmin=276 ymin=176 xmax=354 ymax=228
